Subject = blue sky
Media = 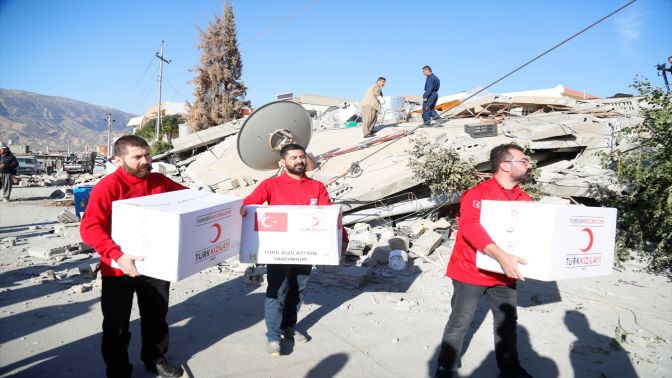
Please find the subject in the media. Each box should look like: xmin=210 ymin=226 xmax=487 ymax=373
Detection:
xmin=1 ymin=0 xmax=670 ymax=116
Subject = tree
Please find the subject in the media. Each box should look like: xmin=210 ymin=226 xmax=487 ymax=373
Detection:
xmin=186 ymin=2 xmax=247 ymax=131
xmin=407 ymin=136 xmax=480 ymax=196
xmin=135 ymin=114 xmax=183 ymax=142
xmin=601 ymin=78 xmax=672 ymax=274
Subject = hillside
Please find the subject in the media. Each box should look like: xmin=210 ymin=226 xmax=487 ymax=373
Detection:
xmin=0 ymin=89 xmax=136 ymax=152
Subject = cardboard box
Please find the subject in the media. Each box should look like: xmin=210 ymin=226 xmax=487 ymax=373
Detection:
xmin=111 ymin=190 xmax=242 ymax=282
xmin=475 ymin=201 xmax=616 ymax=281
xmin=240 ymin=205 xmax=342 ymax=265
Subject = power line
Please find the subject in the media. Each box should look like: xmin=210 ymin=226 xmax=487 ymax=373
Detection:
xmin=122 ymin=49 xmax=159 ymax=111
xmin=242 ymin=0 xmax=320 ymax=45
xmin=350 ymin=0 xmax=639 ymax=170
xmin=437 ymin=0 xmax=638 ymax=121
xmin=164 ymin=76 xmax=190 ymax=101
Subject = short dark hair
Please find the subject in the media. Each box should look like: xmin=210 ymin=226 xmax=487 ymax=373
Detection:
xmin=490 ymin=143 xmax=525 ymax=172
xmin=422 ymin=66 xmax=432 ymax=72
xmin=114 ymin=135 xmax=149 ymax=157
xmin=280 ymin=143 xmax=305 ymax=158
xmin=377 ymin=77 xmax=386 ymax=82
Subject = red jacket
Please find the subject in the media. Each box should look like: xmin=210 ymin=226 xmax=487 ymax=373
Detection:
xmin=243 ymin=172 xmax=331 ymax=206
xmin=243 ymin=172 xmax=348 ymax=246
xmin=80 ymin=168 xmax=187 ymax=277
xmin=447 ymin=177 xmax=532 ymax=286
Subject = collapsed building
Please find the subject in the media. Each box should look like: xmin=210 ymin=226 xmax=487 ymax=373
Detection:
xmin=151 ymin=86 xmax=639 ymax=227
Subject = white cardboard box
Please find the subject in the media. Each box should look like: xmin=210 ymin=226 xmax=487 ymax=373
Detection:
xmin=475 ymin=201 xmax=617 ymax=281
xmin=240 ymin=205 xmax=342 ymax=265
xmin=111 ymin=190 xmax=243 ymax=282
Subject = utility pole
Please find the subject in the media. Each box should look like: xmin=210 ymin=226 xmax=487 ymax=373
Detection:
xmin=155 ymin=40 xmax=172 ymax=142
xmin=105 ymin=113 xmax=115 ymax=157
xmin=655 ymin=56 xmax=672 ymax=94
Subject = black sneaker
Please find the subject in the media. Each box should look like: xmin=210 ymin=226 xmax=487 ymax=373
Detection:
xmin=282 ymin=327 xmax=310 ymax=343
xmin=144 ymin=358 xmax=183 ymax=378
xmin=498 ymin=366 xmax=532 ymax=378
xmin=435 ymin=365 xmax=453 ymax=378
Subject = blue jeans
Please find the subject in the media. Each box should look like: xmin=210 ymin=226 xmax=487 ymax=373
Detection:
xmin=423 ymin=93 xmax=439 ymax=123
xmin=264 ymin=264 xmax=312 ymax=342
xmin=437 ymin=280 xmax=520 ymax=374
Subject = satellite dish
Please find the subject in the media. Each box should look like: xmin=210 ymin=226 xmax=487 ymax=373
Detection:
xmin=237 ymin=101 xmax=312 ymax=170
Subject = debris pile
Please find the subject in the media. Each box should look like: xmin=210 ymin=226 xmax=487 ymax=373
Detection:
xmin=143 ymin=89 xmax=640 ymax=226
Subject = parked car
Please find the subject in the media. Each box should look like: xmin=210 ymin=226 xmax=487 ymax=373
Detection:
xmin=16 ymin=156 xmax=40 ymax=176
xmin=64 ymin=152 xmax=95 ymax=174
xmin=35 ymin=159 xmax=46 ymax=174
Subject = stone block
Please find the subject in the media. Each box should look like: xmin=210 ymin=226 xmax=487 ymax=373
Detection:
xmin=57 ymin=210 xmax=79 ymax=224
xmin=345 ymin=240 xmax=367 ymax=257
xmin=310 ymin=266 xmax=371 ymax=288
xmin=78 ymin=262 xmax=100 ymax=278
xmin=387 ymin=236 xmax=410 ymax=251
xmin=350 ymin=224 xmax=378 ymax=247
xmin=243 ymin=266 xmax=267 ymax=285
xmin=409 ymin=230 xmax=443 ymax=257
xmin=370 ymin=244 xmax=392 ymax=264
xmin=377 ymin=228 xmax=396 ymax=242
xmin=28 ymin=241 xmax=88 ymax=259
xmin=1 ymin=237 xmax=17 ymax=248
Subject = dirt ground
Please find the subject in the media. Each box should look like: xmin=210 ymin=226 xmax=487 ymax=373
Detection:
xmin=1 ymin=186 xmax=670 ymax=378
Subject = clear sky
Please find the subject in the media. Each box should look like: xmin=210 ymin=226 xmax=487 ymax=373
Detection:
xmin=1 ymin=0 xmax=671 ymax=116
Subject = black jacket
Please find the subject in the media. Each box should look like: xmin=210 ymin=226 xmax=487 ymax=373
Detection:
xmin=0 ymin=149 xmax=18 ymax=175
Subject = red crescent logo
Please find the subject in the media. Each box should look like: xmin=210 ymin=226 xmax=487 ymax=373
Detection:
xmin=210 ymin=223 xmax=222 ymax=243
xmin=580 ymin=227 xmax=594 ymax=252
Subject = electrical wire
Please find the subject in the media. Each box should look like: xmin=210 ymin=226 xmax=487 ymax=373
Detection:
xmin=342 ymin=0 xmax=638 ymax=175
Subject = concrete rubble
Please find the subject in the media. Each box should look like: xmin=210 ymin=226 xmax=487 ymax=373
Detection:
xmin=2 ymin=88 xmax=669 ymax=377
xmin=139 ymin=91 xmax=638 ymax=228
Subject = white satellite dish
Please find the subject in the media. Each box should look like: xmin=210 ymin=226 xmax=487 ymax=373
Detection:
xmin=237 ymin=101 xmax=312 ymax=170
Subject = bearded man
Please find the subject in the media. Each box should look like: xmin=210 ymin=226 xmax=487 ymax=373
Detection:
xmin=242 ymin=143 xmax=336 ymax=356
xmin=81 ymin=135 xmax=186 ymax=378
xmin=435 ymin=143 xmax=534 ymax=378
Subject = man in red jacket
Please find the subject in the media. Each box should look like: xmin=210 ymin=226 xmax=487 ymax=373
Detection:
xmin=80 ymin=135 xmax=186 ymax=378
xmin=435 ymin=143 xmax=533 ymax=378
xmin=242 ymin=143 xmax=341 ymax=357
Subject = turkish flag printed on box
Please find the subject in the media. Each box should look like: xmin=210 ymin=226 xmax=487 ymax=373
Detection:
xmin=254 ymin=212 xmax=288 ymax=232
xmin=241 ymin=205 xmax=342 ymax=265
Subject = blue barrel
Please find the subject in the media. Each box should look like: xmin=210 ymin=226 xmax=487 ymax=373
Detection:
xmin=74 ymin=185 xmax=95 ymax=219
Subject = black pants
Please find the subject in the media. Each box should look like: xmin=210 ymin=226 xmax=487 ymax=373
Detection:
xmin=264 ymin=264 xmax=312 ymax=341
xmin=437 ymin=280 xmax=520 ymax=374
xmin=101 ymin=275 xmax=170 ymax=378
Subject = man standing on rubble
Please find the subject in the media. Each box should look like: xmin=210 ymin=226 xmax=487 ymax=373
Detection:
xmin=242 ymin=143 xmax=346 ymax=357
xmin=435 ymin=143 xmax=533 ymax=378
xmin=0 ymin=141 xmax=18 ymax=203
xmin=422 ymin=66 xmax=440 ymax=125
xmin=360 ymin=76 xmax=386 ymax=137
xmin=80 ymin=135 xmax=186 ymax=378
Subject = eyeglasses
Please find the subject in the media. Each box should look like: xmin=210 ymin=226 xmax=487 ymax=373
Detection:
xmin=505 ymin=159 xmax=533 ymax=166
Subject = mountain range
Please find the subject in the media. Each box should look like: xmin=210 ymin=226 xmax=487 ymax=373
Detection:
xmin=0 ymin=89 xmax=136 ymax=152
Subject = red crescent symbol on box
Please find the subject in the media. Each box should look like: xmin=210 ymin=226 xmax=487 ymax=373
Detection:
xmin=580 ymin=227 xmax=594 ymax=252
xmin=210 ymin=223 xmax=222 ymax=243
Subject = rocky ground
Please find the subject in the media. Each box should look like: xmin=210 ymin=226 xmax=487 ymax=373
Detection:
xmin=0 ymin=186 xmax=670 ymax=378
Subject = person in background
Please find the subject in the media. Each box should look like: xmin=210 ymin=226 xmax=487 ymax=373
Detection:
xmin=0 ymin=141 xmax=18 ymax=203
xmin=360 ymin=76 xmax=386 ymax=138
xmin=422 ymin=66 xmax=440 ymax=126
xmin=435 ymin=143 xmax=534 ymax=378
xmin=241 ymin=143 xmax=347 ymax=357
xmin=46 ymin=157 xmax=55 ymax=175
xmin=80 ymin=135 xmax=187 ymax=378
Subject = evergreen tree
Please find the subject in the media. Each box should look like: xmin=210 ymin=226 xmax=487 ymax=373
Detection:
xmin=186 ymin=2 xmax=247 ymax=131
